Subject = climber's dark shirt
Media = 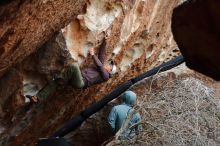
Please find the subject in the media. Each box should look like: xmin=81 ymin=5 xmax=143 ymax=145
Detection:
xmin=82 ymin=39 xmax=110 ymax=87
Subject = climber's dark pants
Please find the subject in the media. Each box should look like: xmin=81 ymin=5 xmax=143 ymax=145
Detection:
xmin=36 ymin=64 xmax=85 ymax=101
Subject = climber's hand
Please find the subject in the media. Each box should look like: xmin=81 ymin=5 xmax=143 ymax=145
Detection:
xmin=89 ymin=48 xmax=95 ymax=56
xmin=26 ymin=95 xmax=39 ymax=103
xmin=31 ymin=96 xmax=39 ymax=103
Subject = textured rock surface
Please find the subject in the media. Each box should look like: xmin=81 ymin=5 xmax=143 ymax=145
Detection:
xmin=21 ymin=32 xmax=69 ymax=97
xmin=172 ymin=0 xmax=220 ymax=80
xmin=0 ymin=68 xmax=23 ymax=118
xmin=0 ymin=0 xmax=187 ymax=145
xmin=0 ymin=0 xmax=87 ymax=77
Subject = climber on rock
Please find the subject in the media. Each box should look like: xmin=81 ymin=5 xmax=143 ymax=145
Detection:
xmin=26 ymin=38 xmax=117 ymax=103
xmin=108 ymin=90 xmax=142 ymax=139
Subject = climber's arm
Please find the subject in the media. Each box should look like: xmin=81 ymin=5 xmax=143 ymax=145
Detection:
xmin=89 ymin=48 xmax=109 ymax=80
xmin=92 ymin=55 xmax=109 ymax=80
xmin=108 ymin=107 xmax=117 ymax=132
xmin=97 ymin=38 xmax=106 ymax=64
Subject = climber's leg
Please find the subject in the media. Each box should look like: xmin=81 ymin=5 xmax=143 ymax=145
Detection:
xmin=62 ymin=64 xmax=85 ymax=88
xmin=36 ymin=80 xmax=59 ymax=101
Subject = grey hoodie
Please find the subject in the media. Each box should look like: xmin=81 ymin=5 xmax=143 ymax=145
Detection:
xmin=108 ymin=91 xmax=142 ymax=138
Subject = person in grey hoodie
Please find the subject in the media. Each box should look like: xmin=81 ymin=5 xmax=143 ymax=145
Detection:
xmin=108 ymin=91 xmax=142 ymax=139
xmin=26 ymin=38 xmax=117 ymax=103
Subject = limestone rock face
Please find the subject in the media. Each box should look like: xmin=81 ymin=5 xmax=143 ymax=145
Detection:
xmin=0 ymin=0 xmax=186 ymax=145
xmin=21 ymin=32 xmax=69 ymax=97
xmin=0 ymin=69 xmax=23 ymax=118
xmin=0 ymin=0 xmax=87 ymax=77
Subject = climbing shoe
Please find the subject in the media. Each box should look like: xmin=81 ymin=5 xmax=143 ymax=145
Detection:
xmin=25 ymin=95 xmax=39 ymax=103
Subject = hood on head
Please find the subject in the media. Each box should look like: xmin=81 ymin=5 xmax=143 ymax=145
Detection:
xmin=122 ymin=91 xmax=137 ymax=106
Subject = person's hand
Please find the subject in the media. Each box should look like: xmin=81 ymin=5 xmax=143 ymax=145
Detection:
xmin=89 ymin=48 xmax=95 ymax=56
xmin=31 ymin=96 xmax=38 ymax=103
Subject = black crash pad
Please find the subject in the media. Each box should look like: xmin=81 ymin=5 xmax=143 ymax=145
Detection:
xmin=37 ymin=137 xmax=68 ymax=146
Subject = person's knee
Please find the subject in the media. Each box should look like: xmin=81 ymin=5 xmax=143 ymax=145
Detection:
xmin=68 ymin=64 xmax=79 ymax=71
xmin=69 ymin=65 xmax=81 ymax=77
xmin=71 ymin=80 xmax=85 ymax=89
xmin=78 ymin=82 xmax=85 ymax=88
xmin=64 ymin=64 xmax=78 ymax=78
xmin=76 ymin=82 xmax=85 ymax=89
